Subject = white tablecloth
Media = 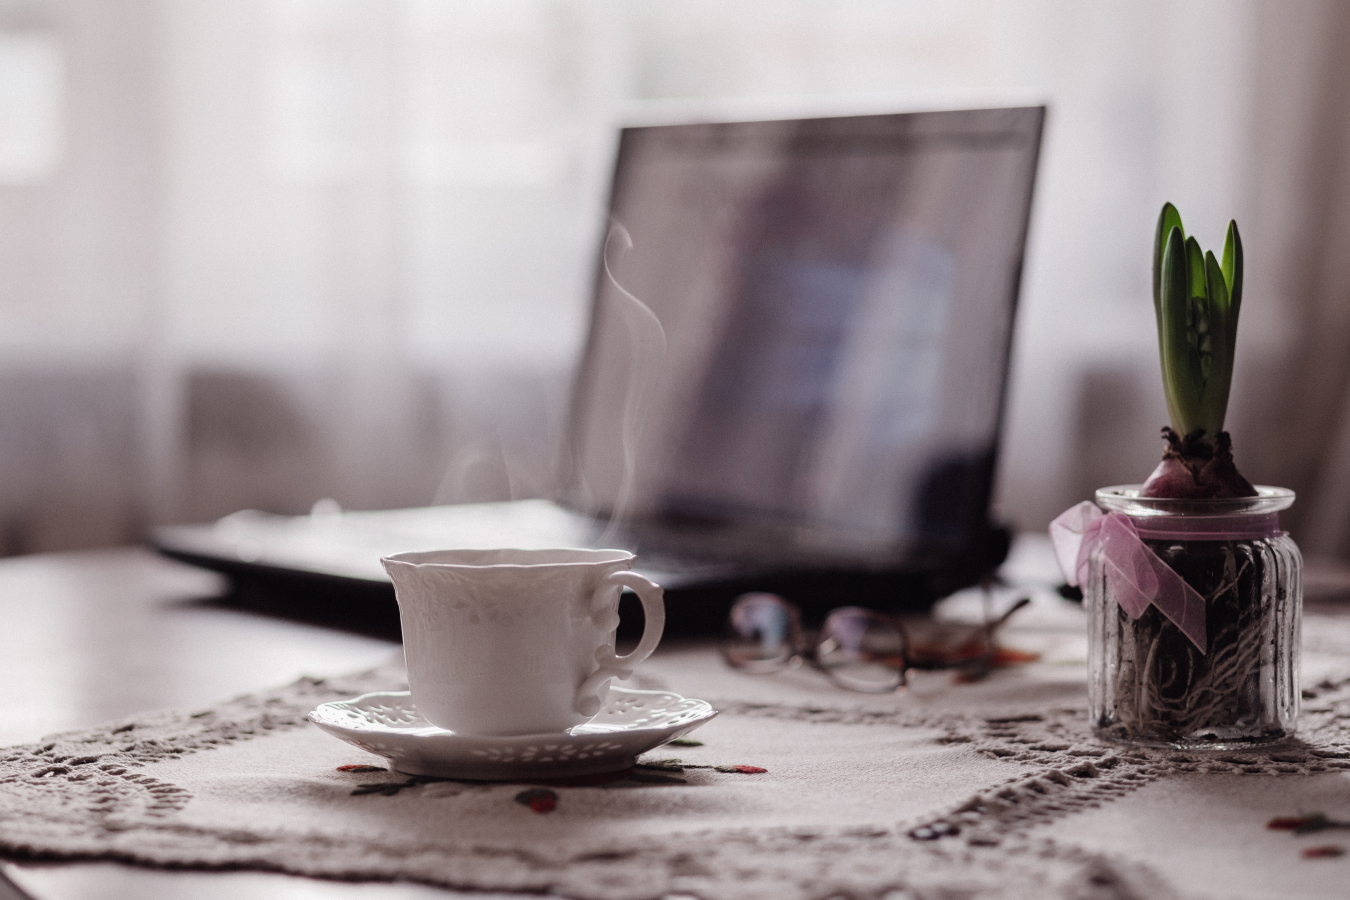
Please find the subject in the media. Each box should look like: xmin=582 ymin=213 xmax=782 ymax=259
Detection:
xmin=3 ymin=599 xmax=1350 ymax=900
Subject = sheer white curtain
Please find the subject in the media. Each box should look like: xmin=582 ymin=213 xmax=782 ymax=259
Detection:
xmin=146 ymin=0 xmax=622 ymax=525
xmin=0 ymin=0 xmax=1344 ymax=553
xmin=1239 ymin=1 xmax=1350 ymax=555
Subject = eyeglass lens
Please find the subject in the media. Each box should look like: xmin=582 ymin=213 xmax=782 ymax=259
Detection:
xmin=722 ymin=592 xmax=800 ymax=672
xmin=817 ymin=607 xmax=907 ymax=693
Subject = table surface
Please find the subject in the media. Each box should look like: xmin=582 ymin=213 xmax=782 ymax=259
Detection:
xmin=4 ymin=543 xmax=1349 ymax=900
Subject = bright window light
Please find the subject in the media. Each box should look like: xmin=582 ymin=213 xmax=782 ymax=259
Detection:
xmin=0 ymin=31 xmax=63 ymax=185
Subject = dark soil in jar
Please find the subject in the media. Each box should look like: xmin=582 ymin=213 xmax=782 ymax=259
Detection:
xmin=1096 ymin=538 xmax=1287 ymax=744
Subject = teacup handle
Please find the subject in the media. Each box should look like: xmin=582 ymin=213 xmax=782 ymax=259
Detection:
xmin=573 ymin=570 xmax=666 ymax=718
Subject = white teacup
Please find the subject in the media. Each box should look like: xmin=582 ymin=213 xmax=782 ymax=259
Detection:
xmin=381 ymin=548 xmax=665 ymax=736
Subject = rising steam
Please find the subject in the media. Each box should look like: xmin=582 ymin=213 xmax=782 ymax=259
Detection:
xmin=594 ymin=221 xmax=667 ymax=548
xmin=426 ymin=222 xmax=666 ymax=549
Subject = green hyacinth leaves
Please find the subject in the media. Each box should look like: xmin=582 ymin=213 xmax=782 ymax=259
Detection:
xmin=1152 ymin=201 xmax=1185 ymax=328
xmin=1202 ymin=249 xmax=1233 ymax=433
xmin=1151 ymin=204 xmax=1243 ymax=444
xmin=1221 ymin=220 xmax=1244 ymax=361
xmin=1159 ymin=225 xmax=1197 ymax=435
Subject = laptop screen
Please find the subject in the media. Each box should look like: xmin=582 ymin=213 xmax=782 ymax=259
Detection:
xmin=562 ymin=107 xmax=1043 ymax=563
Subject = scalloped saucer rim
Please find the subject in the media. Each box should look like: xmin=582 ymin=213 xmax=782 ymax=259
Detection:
xmin=308 ymin=686 xmax=717 ymax=780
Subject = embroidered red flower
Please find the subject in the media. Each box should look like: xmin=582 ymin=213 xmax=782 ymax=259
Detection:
xmin=1267 ymin=816 xmax=1309 ymax=830
xmin=716 ymin=765 xmax=767 ymax=774
xmin=515 ymin=788 xmax=558 ymax=814
xmin=1267 ymin=813 xmax=1350 ymax=834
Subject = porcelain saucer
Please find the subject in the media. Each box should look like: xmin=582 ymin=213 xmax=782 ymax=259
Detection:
xmin=308 ymin=687 xmax=717 ymax=780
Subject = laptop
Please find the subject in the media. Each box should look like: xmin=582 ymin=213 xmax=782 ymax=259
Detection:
xmin=153 ymin=106 xmax=1045 ymax=630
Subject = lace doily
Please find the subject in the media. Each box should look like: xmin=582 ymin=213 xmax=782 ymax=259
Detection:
xmin=3 ymin=617 xmax=1350 ymax=900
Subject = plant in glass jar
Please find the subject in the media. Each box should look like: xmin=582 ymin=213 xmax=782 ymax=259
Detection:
xmin=1141 ymin=203 xmax=1252 ymax=499
xmin=1052 ymin=203 xmax=1302 ymax=749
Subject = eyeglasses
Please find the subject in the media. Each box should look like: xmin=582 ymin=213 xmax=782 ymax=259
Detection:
xmin=720 ymin=591 xmax=1032 ymax=693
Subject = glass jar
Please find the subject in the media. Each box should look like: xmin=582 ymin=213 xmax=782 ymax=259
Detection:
xmin=1087 ymin=486 xmax=1301 ymax=749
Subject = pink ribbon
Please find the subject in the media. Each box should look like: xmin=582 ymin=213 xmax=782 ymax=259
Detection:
xmin=1049 ymin=502 xmax=1211 ymax=652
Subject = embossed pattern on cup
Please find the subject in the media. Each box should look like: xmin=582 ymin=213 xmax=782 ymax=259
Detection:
xmin=382 ymin=548 xmax=664 ymax=736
